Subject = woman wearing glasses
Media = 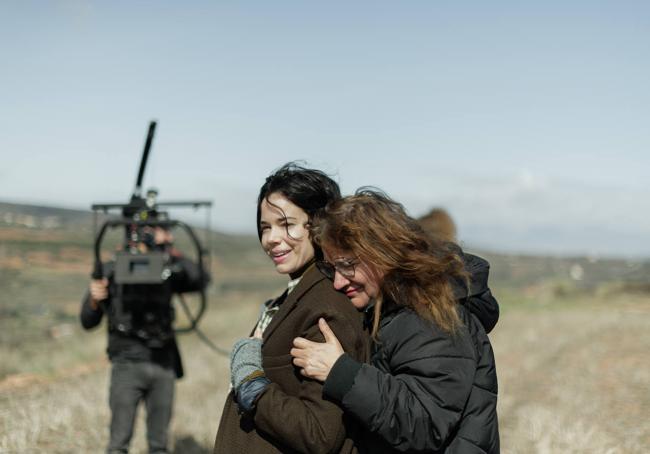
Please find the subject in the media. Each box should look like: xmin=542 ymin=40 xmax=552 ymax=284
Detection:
xmin=291 ymin=190 xmax=500 ymax=453
xmin=214 ymin=163 xmax=369 ymax=454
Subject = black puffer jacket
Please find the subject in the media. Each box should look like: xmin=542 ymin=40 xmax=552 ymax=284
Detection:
xmin=323 ymin=302 xmax=499 ymax=453
xmin=454 ymin=251 xmax=500 ymax=334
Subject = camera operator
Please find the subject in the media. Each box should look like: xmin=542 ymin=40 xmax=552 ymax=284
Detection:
xmin=80 ymin=225 xmax=209 ymax=454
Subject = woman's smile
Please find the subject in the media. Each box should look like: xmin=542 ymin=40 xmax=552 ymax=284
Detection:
xmin=269 ymin=248 xmax=291 ymax=264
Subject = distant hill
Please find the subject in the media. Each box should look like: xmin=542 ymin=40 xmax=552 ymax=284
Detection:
xmin=2 ymin=201 xmax=649 ymax=292
xmin=471 ymin=249 xmax=650 ymax=291
xmin=0 ymin=202 xmax=90 ymax=230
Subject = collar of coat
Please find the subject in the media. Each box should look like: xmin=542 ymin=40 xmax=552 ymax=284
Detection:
xmin=362 ymin=297 xmax=404 ymax=332
xmin=261 ymin=263 xmax=325 ymax=342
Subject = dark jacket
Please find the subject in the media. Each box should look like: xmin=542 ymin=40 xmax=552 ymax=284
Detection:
xmin=214 ymin=265 xmax=370 ymax=454
xmin=80 ymin=256 xmax=207 ymax=378
xmin=323 ymin=301 xmax=499 ymax=453
xmin=454 ymin=252 xmax=499 ymax=334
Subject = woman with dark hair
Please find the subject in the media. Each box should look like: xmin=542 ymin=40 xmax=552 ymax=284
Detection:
xmin=213 ymin=163 xmax=369 ymax=454
xmin=291 ymin=189 xmax=499 ymax=453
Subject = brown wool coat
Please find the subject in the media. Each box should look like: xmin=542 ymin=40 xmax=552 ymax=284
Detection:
xmin=214 ymin=265 xmax=369 ymax=454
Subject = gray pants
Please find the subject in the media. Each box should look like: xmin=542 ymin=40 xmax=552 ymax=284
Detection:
xmin=107 ymin=361 xmax=176 ymax=454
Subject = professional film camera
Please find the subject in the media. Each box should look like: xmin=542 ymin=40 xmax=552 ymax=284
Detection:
xmin=91 ymin=121 xmax=212 ymax=338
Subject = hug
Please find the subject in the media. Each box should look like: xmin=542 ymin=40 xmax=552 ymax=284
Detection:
xmin=214 ymin=163 xmax=499 ymax=454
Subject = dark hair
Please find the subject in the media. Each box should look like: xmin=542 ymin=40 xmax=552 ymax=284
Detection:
xmin=256 ymin=162 xmax=341 ymax=256
xmin=313 ymin=188 xmax=466 ymax=337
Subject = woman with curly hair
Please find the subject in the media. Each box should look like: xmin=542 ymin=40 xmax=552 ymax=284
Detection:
xmin=291 ymin=189 xmax=499 ymax=453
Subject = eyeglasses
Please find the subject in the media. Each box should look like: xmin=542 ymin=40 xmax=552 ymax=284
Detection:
xmin=316 ymin=258 xmax=358 ymax=280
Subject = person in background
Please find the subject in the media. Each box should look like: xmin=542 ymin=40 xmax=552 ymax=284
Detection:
xmin=418 ymin=207 xmax=457 ymax=243
xmin=81 ymin=226 xmax=208 ymax=454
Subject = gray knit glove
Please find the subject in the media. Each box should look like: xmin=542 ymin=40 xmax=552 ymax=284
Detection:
xmin=230 ymin=338 xmax=264 ymax=393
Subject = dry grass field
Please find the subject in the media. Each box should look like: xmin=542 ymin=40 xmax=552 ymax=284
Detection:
xmin=1 ymin=224 xmax=649 ymax=453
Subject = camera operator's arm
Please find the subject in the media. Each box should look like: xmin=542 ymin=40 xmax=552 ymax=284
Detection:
xmin=153 ymin=227 xmax=210 ymax=293
xmin=169 ymin=257 xmax=210 ymax=293
xmin=80 ymin=278 xmax=108 ymax=330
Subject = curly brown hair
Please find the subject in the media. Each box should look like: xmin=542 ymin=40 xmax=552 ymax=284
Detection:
xmin=313 ymin=189 xmax=467 ymax=337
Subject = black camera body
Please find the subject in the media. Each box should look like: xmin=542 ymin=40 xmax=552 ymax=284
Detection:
xmin=114 ymin=250 xmax=169 ymax=285
xmin=108 ymin=192 xmax=174 ymax=285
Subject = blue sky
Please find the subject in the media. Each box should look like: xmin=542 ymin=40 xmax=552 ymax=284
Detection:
xmin=1 ymin=1 xmax=649 ymax=257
